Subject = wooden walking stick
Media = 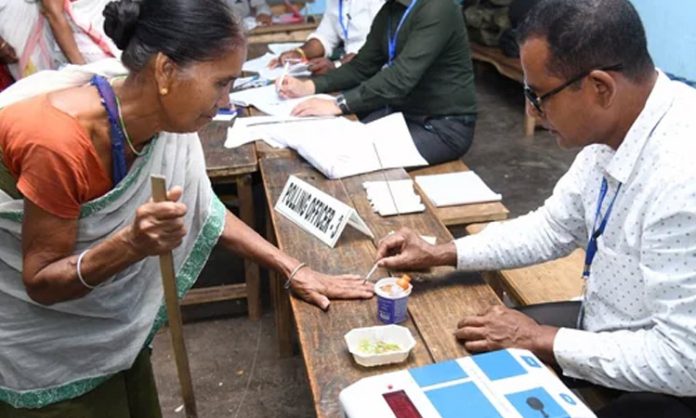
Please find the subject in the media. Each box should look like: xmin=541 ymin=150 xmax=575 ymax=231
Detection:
xmin=151 ymin=175 xmax=198 ymax=418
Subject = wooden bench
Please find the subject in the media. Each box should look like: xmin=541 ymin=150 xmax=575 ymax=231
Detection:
xmin=469 ymin=41 xmax=537 ymax=137
xmin=409 ymin=159 xmax=509 ymax=227
xmin=465 ymin=223 xmax=584 ymax=305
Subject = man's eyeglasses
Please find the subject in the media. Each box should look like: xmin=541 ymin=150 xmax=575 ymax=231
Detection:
xmin=524 ymin=64 xmax=624 ymax=114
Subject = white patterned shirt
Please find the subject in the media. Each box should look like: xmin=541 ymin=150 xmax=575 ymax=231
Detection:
xmin=454 ymin=71 xmax=696 ymax=396
xmin=307 ymin=0 xmax=384 ymax=57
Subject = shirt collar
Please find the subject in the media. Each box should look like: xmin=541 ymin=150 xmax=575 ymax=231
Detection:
xmin=605 ymin=70 xmax=675 ymax=184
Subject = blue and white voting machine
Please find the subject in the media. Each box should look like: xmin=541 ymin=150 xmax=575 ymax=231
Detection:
xmin=340 ymin=349 xmax=596 ymax=418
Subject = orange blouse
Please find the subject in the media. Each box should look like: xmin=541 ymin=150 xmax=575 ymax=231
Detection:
xmin=0 ymin=95 xmax=112 ymax=219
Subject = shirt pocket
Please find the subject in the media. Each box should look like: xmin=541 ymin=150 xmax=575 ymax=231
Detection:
xmin=585 ymin=242 xmax=648 ymax=326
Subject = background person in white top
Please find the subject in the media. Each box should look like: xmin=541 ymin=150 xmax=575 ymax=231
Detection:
xmin=271 ymin=0 xmax=383 ymax=75
xmin=0 ymin=0 xmax=118 ymax=80
xmin=375 ymin=0 xmax=696 ymax=416
xmin=225 ymin=0 xmax=273 ymax=26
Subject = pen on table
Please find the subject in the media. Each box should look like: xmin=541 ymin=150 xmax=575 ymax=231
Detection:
xmin=233 ymin=74 xmax=259 ymax=90
xmin=276 ymin=61 xmax=290 ymax=95
xmin=363 ymin=261 xmax=380 ymax=285
xmin=217 ymin=107 xmax=238 ymax=116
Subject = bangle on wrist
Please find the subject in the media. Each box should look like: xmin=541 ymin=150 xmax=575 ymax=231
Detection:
xmin=294 ymin=47 xmax=307 ymax=61
xmin=76 ymin=249 xmax=96 ymax=290
xmin=284 ymin=262 xmax=308 ymax=290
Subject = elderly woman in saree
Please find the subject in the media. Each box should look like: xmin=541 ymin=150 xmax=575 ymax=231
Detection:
xmin=0 ymin=0 xmax=373 ymax=416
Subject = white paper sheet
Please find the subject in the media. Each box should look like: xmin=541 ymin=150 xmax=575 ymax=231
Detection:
xmin=415 ymin=171 xmax=502 ymax=207
xmin=228 ymin=85 xmax=334 ymax=117
xmin=241 ymin=53 xmax=310 ymax=80
xmin=363 ymin=179 xmax=425 ymax=216
xmin=264 ymin=112 xmax=427 ymax=179
xmin=212 ymin=112 xmax=237 ymax=122
xmin=242 ymin=52 xmax=276 ymax=74
xmin=224 ymin=115 xmax=336 ymax=149
xmin=225 ymin=112 xmax=427 ymax=179
xmin=267 ymin=42 xmax=303 ymax=55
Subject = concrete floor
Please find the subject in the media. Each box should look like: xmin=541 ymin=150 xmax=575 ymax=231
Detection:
xmin=151 ymin=64 xmax=580 ymax=418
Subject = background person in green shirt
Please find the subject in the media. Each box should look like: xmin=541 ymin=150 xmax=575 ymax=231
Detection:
xmin=277 ymin=0 xmax=478 ymax=165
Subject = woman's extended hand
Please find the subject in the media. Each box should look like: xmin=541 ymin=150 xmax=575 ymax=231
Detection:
xmin=126 ymin=186 xmax=188 ymax=256
xmin=290 ymin=268 xmax=374 ymax=310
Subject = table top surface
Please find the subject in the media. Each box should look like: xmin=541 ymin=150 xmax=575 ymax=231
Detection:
xmin=198 ymin=121 xmax=258 ymax=180
xmin=260 ymin=155 xmax=502 ymax=418
xmin=247 ymin=21 xmax=319 ymax=36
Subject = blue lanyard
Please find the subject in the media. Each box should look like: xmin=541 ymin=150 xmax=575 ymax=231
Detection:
xmin=582 ymin=178 xmax=622 ymax=279
xmin=338 ymin=0 xmax=349 ymax=41
xmin=387 ymin=0 xmax=418 ymax=65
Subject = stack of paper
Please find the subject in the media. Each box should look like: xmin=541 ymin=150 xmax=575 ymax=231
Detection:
xmin=241 ymin=52 xmax=310 ymax=81
xmin=229 ymin=85 xmax=334 ymax=117
xmin=415 ymin=171 xmax=502 ymax=207
xmin=271 ymin=113 xmax=427 ymax=179
xmin=224 ymin=112 xmax=428 ymax=179
xmin=224 ymin=115 xmax=334 ymax=149
xmin=363 ymin=180 xmax=425 ymax=217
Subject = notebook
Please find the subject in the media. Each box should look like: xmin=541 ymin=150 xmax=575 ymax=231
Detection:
xmin=415 ymin=171 xmax=502 ymax=207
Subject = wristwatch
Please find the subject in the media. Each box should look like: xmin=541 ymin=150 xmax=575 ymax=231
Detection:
xmin=335 ymin=94 xmax=350 ymax=114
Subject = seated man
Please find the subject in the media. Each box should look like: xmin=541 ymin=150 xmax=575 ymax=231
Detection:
xmin=225 ymin=0 xmax=272 ymax=26
xmin=277 ymin=0 xmax=477 ymax=165
xmin=273 ymin=0 xmax=384 ymax=75
xmin=375 ymin=0 xmax=696 ymax=416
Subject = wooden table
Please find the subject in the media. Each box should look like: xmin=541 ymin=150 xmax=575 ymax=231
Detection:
xmin=247 ymin=21 xmax=319 ymax=44
xmin=195 ymin=121 xmax=262 ymax=320
xmin=260 ymin=154 xmax=502 ymax=418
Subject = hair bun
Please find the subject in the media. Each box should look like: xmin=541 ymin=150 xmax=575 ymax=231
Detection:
xmin=103 ymin=0 xmax=142 ymax=50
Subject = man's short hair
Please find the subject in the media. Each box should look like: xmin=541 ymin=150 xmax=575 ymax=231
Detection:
xmin=517 ymin=0 xmax=654 ymax=83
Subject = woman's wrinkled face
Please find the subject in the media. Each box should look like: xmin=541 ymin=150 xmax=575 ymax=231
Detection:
xmin=160 ymin=46 xmax=246 ymax=132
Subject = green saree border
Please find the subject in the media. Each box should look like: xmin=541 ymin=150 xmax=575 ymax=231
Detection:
xmin=0 ymin=196 xmax=226 ymax=410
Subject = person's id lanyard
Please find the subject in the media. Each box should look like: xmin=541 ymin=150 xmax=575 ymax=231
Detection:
xmin=387 ymin=0 xmax=419 ymax=66
xmin=338 ymin=0 xmax=350 ymax=42
xmin=578 ymin=177 xmax=622 ymax=327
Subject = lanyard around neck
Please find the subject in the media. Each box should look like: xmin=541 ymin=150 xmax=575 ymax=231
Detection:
xmin=387 ymin=0 xmax=418 ymax=65
xmin=582 ymin=177 xmax=623 ymax=279
xmin=339 ymin=0 xmax=350 ymax=41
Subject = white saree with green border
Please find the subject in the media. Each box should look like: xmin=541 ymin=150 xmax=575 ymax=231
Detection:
xmin=0 ymin=60 xmax=226 ymax=409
